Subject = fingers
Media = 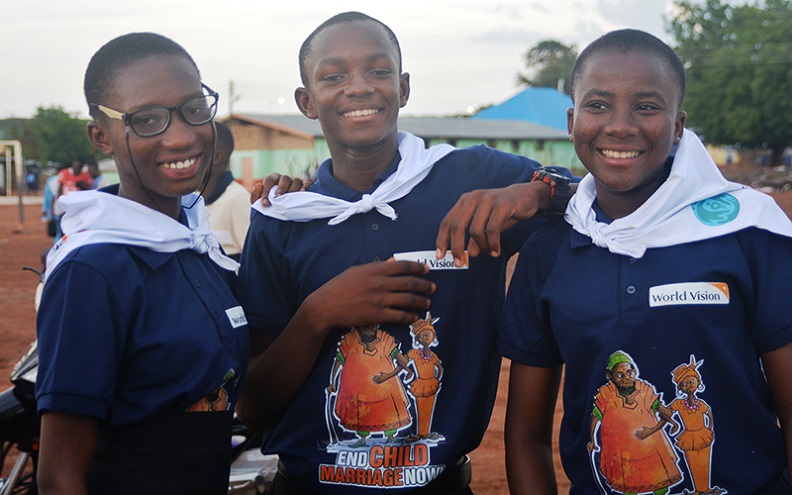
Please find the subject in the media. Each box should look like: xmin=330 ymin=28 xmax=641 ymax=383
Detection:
xmin=309 ymin=261 xmax=436 ymax=330
xmin=276 ymin=174 xmax=298 ymax=196
xmin=301 ymin=176 xmax=316 ymax=191
xmin=255 ymin=173 xmax=283 ymax=206
xmin=250 ymin=182 xmax=265 ymax=205
xmin=435 ymin=195 xmax=474 ymax=265
xmin=254 ymin=173 xmax=313 ymax=206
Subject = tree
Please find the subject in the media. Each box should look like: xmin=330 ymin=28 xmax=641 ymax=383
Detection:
xmin=516 ymin=40 xmax=578 ymax=93
xmin=26 ymin=106 xmax=95 ymax=164
xmin=668 ymin=0 xmax=792 ymax=165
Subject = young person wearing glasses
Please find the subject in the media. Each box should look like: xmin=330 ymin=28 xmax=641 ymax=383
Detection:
xmin=34 ymin=32 xmax=264 ymax=495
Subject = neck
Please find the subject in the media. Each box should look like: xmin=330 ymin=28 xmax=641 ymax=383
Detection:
xmin=327 ymin=135 xmax=399 ymax=192
xmin=118 ymin=184 xmax=182 ymax=220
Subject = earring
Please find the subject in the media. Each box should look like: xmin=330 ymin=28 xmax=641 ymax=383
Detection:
xmin=568 ymin=134 xmax=573 ymax=142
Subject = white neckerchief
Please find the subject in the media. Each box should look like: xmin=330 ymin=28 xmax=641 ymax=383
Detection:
xmin=45 ymin=190 xmax=239 ymax=283
xmin=252 ymin=131 xmax=456 ymax=225
xmin=566 ymin=128 xmax=792 ymax=258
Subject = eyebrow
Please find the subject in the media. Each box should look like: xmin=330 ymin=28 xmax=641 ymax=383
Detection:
xmin=316 ymin=52 xmax=396 ymax=69
xmin=582 ymin=88 xmax=670 ymax=102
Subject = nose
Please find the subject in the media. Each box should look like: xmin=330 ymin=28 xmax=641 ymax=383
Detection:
xmin=160 ymin=110 xmax=199 ymax=148
xmin=604 ymin=107 xmax=637 ymax=138
xmin=343 ymin=70 xmax=375 ymax=97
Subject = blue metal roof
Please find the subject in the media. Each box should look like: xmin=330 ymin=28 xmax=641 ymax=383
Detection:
xmin=472 ymin=87 xmax=572 ymax=131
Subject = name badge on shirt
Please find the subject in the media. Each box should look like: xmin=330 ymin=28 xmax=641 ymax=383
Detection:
xmin=225 ymin=306 xmax=248 ymax=328
xmin=649 ymin=282 xmax=730 ymax=307
xmin=393 ymin=250 xmax=468 ymax=270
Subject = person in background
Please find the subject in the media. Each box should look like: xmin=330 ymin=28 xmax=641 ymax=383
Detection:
xmin=87 ymin=161 xmax=108 ymax=189
xmin=500 ymin=29 xmax=792 ymax=494
xmin=54 ymin=158 xmax=92 ymax=239
xmin=41 ymin=162 xmax=69 ymax=239
xmin=203 ymin=121 xmax=250 ymax=262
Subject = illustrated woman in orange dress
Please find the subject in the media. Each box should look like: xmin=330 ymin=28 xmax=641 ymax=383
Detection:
xmin=669 ymin=355 xmax=724 ymax=495
xmin=406 ymin=313 xmax=444 ymax=443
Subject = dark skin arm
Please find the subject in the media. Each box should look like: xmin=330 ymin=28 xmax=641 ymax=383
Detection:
xmin=504 ymin=362 xmax=563 ymax=495
xmin=37 ymin=412 xmax=98 ymax=495
xmin=236 ymin=260 xmax=436 ymax=432
xmin=435 ymin=181 xmax=577 ymax=267
xmin=762 ymin=340 xmax=792 ymax=475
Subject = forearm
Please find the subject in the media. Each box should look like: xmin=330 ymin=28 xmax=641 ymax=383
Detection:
xmin=505 ymin=433 xmax=558 ymax=495
xmin=504 ymin=363 xmax=562 ymax=495
xmin=38 ymin=412 xmax=97 ymax=495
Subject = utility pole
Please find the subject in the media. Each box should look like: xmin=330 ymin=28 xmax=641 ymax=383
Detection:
xmin=228 ymin=80 xmax=241 ymax=116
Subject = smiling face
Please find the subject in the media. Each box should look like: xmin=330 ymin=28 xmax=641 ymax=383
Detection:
xmin=87 ymin=54 xmax=213 ymax=215
xmin=295 ymin=19 xmax=409 ymax=155
xmin=568 ymin=49 xmax=686 ymax=219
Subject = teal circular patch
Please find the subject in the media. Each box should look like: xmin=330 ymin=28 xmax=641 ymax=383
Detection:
xmin=691 ymin=193 xmax=740 ymax=226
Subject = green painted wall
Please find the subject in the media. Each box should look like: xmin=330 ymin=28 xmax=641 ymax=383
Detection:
xmin=233 ymin=136 xmax=584 ymax=179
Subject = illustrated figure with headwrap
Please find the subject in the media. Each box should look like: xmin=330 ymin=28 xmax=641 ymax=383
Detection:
xmin=405 ymin=312 xmax=445 ymax=443
xmin=589 ymin=350 xmax=682 ymax=494
xmin=668 ymin=355 xmax=725 ymax=495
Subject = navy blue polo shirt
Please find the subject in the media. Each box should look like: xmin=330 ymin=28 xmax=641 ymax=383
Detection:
xmin=36 ymin=242 xmax=249 ymax=428
xmin=500 ymin=215 xmax=792 ymax=494
xmin=238 ymin=145 xmax=546 ymax=494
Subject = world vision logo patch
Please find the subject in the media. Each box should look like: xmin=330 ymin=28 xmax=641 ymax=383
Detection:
xmin=692 ymin=193 xmax=740 ymax=226
xmin=649 ymin=282 xmax=730 ymax=307
xmin=393 ymin=250 xmax=468 ymax=270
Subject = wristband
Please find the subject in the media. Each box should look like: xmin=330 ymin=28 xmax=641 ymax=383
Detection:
xmin=531 ymin=169 xmax=571 ymax=216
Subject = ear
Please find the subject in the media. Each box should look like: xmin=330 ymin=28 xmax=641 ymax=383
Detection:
xmin=674 ymin=111 xmax=687 ymax=144
xmin=87 ymin=121 xmax=114 ymax=156
xmin=399 ymin=72 xmax=411 ymax=108
xmin=295 ymin=87 xmax=317 ymax=119
xmin=566 ymin=107 xmax=575 ymax=137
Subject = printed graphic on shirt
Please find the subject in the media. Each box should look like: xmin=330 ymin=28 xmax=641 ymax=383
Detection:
xmin=187 ymin=368 xmax=238 ymax=412
xmin=588 ymin=351 xmax=727 ymax=494
xmin=691 ymin=193 xmax=740 ymax=226
xmin=322 ymin=313 xmax=446 ymax=489
xmin=589 ymin=351 xmax=682 ymax=494
xmin=649 ymin=282 xmax=730 ymax=307
xmin=668 ymin=355 xmax=725 ymax=495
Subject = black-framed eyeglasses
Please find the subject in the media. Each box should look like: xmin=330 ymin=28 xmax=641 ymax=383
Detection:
xmin=91 ymin=83 xmax=219 ymax=137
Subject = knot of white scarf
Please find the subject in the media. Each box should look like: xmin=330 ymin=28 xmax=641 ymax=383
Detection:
xmin=252 ymin=131 xmax=456 ymax=224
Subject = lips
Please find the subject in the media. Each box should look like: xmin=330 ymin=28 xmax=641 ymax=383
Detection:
xmin=161 ymin=155 xmax=198 ymax=170
xmin=341 ymin=108 xmax=380 ymax=118
xmin=599 ymin=149 xmax=642 ymax=159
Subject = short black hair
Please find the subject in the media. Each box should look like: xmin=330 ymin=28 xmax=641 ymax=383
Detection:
xmin=215 ymin=122 xmax=235 ymax=156
xmin=298 ymin=11 xmax=402 ymax=86
xmin=570 ymin=29 xmax=685 ymax=106
xmin=84 ymin=32 xmax=200 ymax=118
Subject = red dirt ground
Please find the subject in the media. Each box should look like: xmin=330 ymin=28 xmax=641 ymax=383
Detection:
xmin=0 ymin=200 xmax=570 ymax=493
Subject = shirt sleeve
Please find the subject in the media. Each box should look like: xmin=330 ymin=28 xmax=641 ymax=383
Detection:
xmin=36 ymin=255 xmax=129 ymax=420
xmin=237 ymin=213 xmax=298 ymax=337
xmin=739 ymin=228 xmax=792 ymax=352
xmin=498 ymin=222 xmax=565 ymax=367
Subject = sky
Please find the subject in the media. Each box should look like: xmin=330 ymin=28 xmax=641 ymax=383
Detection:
xmin=1 ymin=0 xmax=680 ymax=120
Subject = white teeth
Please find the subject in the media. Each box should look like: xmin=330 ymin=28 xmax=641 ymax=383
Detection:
xmin=601 ymin=149 xmax=640 ymax=159
xmin=162 ymin=156 xmax=197 ymax=169
xmin=343 ymin=109 xmax=379 ymax=117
